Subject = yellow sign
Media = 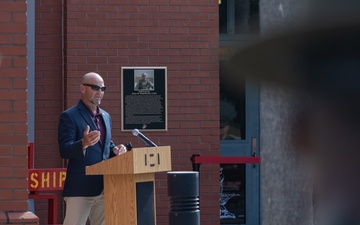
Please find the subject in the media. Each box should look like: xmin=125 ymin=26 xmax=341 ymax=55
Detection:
xmin=28 ymin=168 xmax=67 ymax=191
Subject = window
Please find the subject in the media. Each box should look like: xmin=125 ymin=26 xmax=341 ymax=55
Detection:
xmin=219 ymin=2 xmax=261 ymax=224
xmin=220 ymin=61 xmax=246 ymax=140
xmin=219 ymin=0 xmax=260 ymax=35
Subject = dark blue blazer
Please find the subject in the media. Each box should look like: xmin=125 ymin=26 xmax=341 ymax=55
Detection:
xmin=58 ymin=100 xmax=116 ymax=197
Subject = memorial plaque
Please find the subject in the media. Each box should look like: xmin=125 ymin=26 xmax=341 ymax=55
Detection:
xmin=121 ymin=67 xmax=167 ymax=131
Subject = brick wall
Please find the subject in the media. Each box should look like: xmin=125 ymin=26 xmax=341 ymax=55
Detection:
xmin=34 ymin=0 xmax=64 ymax=223
xmin=34 ymin=0 xmax=220 ymax=224
xmin=0 ymin=0 xmax=29 ymax=211
xmin=35 ymin=0 xmax=63 ymax=168
xmin=0 ymin=0 xmax=39 ymax=224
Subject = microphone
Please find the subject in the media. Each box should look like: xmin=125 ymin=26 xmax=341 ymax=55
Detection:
xmin=132 ymin=129 xmax=157 ymax=147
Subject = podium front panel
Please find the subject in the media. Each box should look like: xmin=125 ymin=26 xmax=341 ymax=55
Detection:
xmin=136 ymin=181 xmax=155 ymax=225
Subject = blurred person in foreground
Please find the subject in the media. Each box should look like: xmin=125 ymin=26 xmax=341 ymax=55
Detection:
xmin=229 ymin=1 xmax=360 ymax=224
xmin=58 ymin=72 xmax=127 ymax=225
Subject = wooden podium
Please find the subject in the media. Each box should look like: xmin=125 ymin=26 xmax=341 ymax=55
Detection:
xmin=86 ymin=146 xmax=171 ymax=225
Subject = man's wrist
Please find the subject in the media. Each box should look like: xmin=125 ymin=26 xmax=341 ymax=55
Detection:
xmin=82 ymin=139 xmax=88 ymax=150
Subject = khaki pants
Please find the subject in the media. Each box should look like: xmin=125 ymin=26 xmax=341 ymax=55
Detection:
xmin=63 ymin=193 xmax=105 ymax=225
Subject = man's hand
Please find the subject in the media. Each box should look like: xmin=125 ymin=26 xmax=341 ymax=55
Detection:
xmin=82 ymin=125 xmax=100 ymax=149
xmin=112 ymin=144 xmax=127 ymax=156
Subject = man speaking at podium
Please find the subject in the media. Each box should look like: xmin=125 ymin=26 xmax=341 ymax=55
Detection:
xmin=58 ymin=72 xmax=127 ymax=225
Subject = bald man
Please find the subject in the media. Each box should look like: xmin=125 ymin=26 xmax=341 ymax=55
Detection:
xmin=58 ymin=72 xmax=127 ymax=225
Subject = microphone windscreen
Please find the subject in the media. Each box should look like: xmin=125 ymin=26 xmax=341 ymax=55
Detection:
xmin=132 ymin=129 xmax=140 ymax=136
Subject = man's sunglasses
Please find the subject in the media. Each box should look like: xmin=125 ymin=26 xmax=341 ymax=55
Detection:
xmin=82 ymin=84 xmax=106 ymax=92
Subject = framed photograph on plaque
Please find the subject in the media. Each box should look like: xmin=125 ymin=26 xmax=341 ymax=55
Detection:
xmin=121 ymin=67 xmax=167 ymax=131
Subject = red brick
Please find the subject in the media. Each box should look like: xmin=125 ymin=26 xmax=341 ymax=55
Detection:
xmin=180 ymin=106 xmax=202 ymax=114
xmin=97 ymin=19 xmax=118 ymax=27
xmin=12 ymin=12 xmax=27 ymax=23
xmin=170 ymin=0 xmax=189 ymax=5
xmin=117 ymin=5 xmax=139 ymax=13
xmin=0 ymin=189 xmax=13 ymax=201
xmin=0 ymin=178 xmax=27 ymax=189
xmin=13 ymin=189 xmax=28 ymax=200
xmin=0 ymin=202 xmax=27 ymax=211
xmin=12 ymin=34 xmax=28 ymax=45
xmin=109 ymin=15 xmax=129 ymax=22
xmin=159 ymin=20 xmax=178 ymax=27
xmin=130 ymin=27 xmax=150 ymax=34
xmin=140 ymin=5 xmax=159 ymax=12
xmin=97 ymin=4 xmax=119 ymax=12
xmin=13 ymin=57 xmax=27 ymax=67
xmin=149 ymin=13 xmax=170 ymax=20
xmin=0 ymin=124 xmax=22 ymax=134
xmin=170 ymin=42 xmax=189 ymax=48
xmin=159 ymin=5 xmax=179 ymax=12
xmin=149 ymin=0 xmax=169 ymax=4
xmin=180 ymin=49 xmax=200 ymax=56
xmin=201 ymin=121 xmax=218 ymax=128
xmin=158 ymin=49 xmax=179 ymax=56
xmin=193 ymin=0 xmax=212 ymax=6
xmin=149 ymin=27 xmax=169 ymax=34
xmin=175 ymin=63 xmax=200 ymax=71
xmin=170 ymin=56 xmax=190 ymax=63
xmin=0 ymin=2 xmax=26 ymax=12
xmin=13 ymin=145 xmax=27 ymax=156
xmin=200 ymin=63 xmax=219 ymax=73
xmin=0 ymin=157 xmax=27 ymax=168
xmin=149 ymin=42 xmax=170 ymax=49
xmin=0 ymin=35 xmax=11 ymax=45
xmin=171 ymin=15 xmax=191 ymax=22
xmin=167 ymin=77 xmax=182 ymax=85
xmin=190 ymin=13 xmax=210 ymax=20
xmin=13 ymin=168 xmax=27 ymax=178
xmin=129 ymin=13 xmax=149 ymax=20
xmin=190 ymin=27 xmax=210 ymax=34
xmin=199 ymin=34 xmax=219 ymax=42
xmin=0 ymin=12 xmax=10 ymax=22
xmin=0 ymin=23 xmax=26 ymax=34
xmin=168 ymin=85 xmax=190 ymax=92
xmin=0 ymin=102 xmax=11 ymax=112
xmin=0 ymin=168 xmax=12 ymax=178
xmin=0 ymin=91 xmax=26 ymax=100
xmin=1 ymin=45 xmax=26 ymax=56
xmin=139 ymin=34 xmax=159 ymax=42
xmin=179 ymin=120 xmax=201 ymax=128
xmin=180 ymin=20 xmax=200 ymax=27
xmin=170 ymin=27 xmax=189 ymax=34
xmin=180 ymin=77 xmax=200 ymax=84
xmin=184 ymin=6 xmax=218 ymax=13
xmin=0 ymin=113 xmax=27 ymax=122
xmin=179 ymin=35 xmax=200 ymax=42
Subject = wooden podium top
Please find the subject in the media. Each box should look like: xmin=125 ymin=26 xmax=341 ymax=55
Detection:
xmin=86 ymin=146 xmax=171 ymax=175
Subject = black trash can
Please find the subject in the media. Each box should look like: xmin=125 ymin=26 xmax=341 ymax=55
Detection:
xmin=168 ymin=171 xmax=200 ymax=225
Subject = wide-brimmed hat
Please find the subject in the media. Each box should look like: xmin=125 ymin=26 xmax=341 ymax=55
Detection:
xmin=229 ymin=0 xmax=360 ymax=95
